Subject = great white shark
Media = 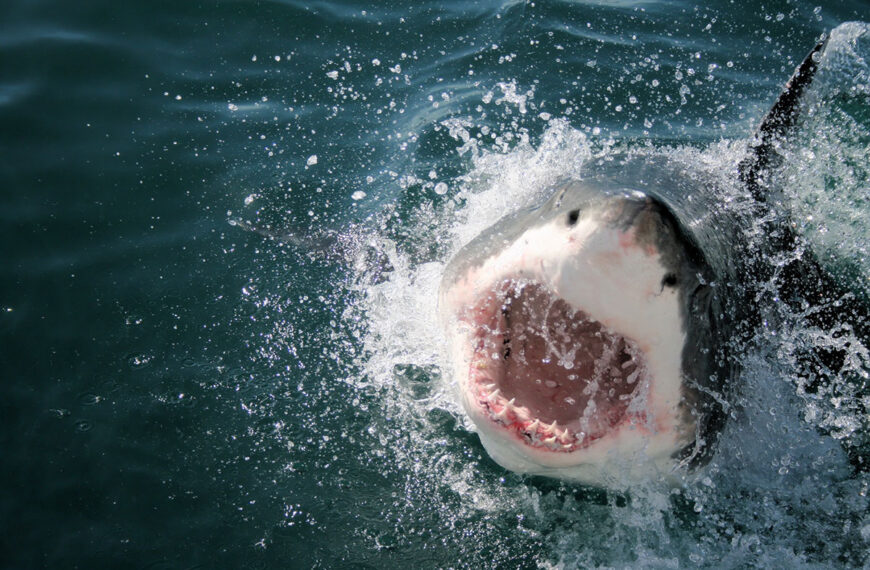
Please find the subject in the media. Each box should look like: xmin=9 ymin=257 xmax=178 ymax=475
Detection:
xmin=439 ymin=33 xmax=869 ymax=488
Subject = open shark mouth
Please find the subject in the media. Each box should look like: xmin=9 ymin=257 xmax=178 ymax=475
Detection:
xmin=466 ymin=279 xmax=649 ymax=452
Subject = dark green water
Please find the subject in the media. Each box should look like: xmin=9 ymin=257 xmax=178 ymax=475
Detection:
xmin=2 ymin=1 xmax=869 ymax=567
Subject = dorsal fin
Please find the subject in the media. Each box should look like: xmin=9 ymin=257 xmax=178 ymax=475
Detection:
xmin=738 ymin=35 xmax=829 ymax=202
xmin=735 ymin=33 xmax=870 ymax=473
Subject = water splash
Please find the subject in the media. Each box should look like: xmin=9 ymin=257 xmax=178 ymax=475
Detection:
xmin=352 ymin=102 xmax=869 ymax=565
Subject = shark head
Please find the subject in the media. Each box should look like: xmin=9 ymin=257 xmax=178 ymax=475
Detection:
xmin=440 ymin=180 xmax=726 ymax=487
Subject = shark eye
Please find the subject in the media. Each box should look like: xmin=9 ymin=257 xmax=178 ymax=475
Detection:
xmin=662 ymin=273 xmax=678 ymax=287
xmin=566 ymin=209 xmax=580 ymax=226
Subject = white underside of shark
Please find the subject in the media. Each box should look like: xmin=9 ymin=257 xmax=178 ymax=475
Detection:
xmin=440 ymin=197 xmax=696 ymax=488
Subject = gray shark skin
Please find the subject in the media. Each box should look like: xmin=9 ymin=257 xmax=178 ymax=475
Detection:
xmin=439 ymin=32 xmax=869 ymax=488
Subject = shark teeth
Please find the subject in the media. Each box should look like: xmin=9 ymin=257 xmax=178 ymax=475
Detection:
xmin=478 ymin=385 xmax=582 ymax=451
xmin=480 ymin=388 xmax=535 ymax=427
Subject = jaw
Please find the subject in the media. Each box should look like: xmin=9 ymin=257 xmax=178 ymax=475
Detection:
xmin=467 ymin=280 xmax=649 ymax=452
xmin=443 ymin=259 xmax=693 ymax=485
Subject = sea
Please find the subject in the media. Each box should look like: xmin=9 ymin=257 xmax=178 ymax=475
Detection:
xmin=2 ymin=1 xmax=869 ymax=568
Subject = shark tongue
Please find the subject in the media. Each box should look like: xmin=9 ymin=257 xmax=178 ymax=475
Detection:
xmin=480 ymin=280 xmax=644 ymax=443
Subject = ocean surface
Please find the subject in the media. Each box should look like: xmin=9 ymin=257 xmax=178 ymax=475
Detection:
xmin=2 ymin=1 xmax=869 ymax=567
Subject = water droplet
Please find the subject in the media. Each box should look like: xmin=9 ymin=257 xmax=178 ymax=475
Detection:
xmin=79 ymin=393 xmax=101 ymax=406
xmin=127 ymin=353 xmax=154 ymax=368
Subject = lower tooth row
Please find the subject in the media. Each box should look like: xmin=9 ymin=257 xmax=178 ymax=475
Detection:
xmin=480 ymin=388 xmax=577 ymax=449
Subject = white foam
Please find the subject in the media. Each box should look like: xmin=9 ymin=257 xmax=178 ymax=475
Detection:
xmin=352 ymin=112 xmax=868 ymax=566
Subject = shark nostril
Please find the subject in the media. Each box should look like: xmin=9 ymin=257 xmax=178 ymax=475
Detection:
xmin=662 ymin=273 xmax=678 ymax=287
